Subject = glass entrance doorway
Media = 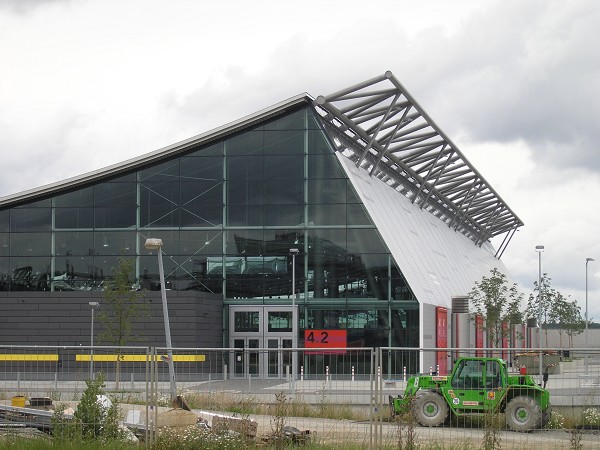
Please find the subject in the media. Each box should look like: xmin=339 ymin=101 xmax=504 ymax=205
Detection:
xmin=229 ymin=306 xmax=295 ymax=379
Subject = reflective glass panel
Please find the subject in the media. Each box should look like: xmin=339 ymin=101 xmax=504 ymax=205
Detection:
xmin=10 ymin=208 xmax=51 ymax=232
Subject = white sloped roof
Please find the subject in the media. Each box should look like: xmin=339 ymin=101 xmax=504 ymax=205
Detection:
xmin=338 ymin=154 xmax=510 ymax=309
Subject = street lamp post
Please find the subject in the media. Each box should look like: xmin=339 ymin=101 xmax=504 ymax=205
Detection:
xmin=586 ymin=257 xmax=595 ymax=373
xmin=535 ymin=245 xmax=544 ymax=385
xmin=145 ymin=238 xmax=177 ymax=403
xmin=88 ymin=301 xmax=99 ymax=380
xmin=289 ymin=248 xmax=299 ymax=390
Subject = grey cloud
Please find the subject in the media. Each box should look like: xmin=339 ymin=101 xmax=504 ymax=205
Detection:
xmin=403 ymin=0 xmax=600 ymax=172
xmin=0 ymin=0 xmax=75 ymax=15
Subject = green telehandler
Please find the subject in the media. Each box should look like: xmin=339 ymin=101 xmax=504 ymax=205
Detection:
xmin=390 ymin=357 xmax=551 ymax=432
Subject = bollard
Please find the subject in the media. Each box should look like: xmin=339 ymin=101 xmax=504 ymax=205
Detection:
xmin=436 ymin=364 xmax=439 ymax=375
xmin=378 ymin=365 xmax=381 ymax=388
xmin=429 ymin=366 xmax=432 ymax=375
xmin=351 ymin=365 xmax=355 ymax=382
xmin=131 ymin=372 xmax=135 ymax=391
xmin=403 ymin=366 xmax=407 ymax=381
xmin=223 ymin=364 xmax=228 ymax=381
xmin=54 ymin=372 xmax=58 ymax=391
xmin=301 ymin=365 xmax=304 ymax=381
xmin=326 ymin=365 xmax=329 ymax=381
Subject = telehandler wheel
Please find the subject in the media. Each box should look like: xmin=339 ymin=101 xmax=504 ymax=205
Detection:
xmin=505 ymin=396 xmax=542 ymax=432
xmin=542 ymin=406 xmax=552 ymax=428
xmin=412 ymin=391 xmax=448 ymax=427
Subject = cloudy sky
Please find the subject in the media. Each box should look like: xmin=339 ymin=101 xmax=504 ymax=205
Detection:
xmin=1 ymin=0 xmax=599 ymax=318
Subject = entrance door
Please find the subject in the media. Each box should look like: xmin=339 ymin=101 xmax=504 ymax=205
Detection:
xmin=267 ymin=338 xmax=293 ymax=378
xmin=233 ymin=337 xmax=260 ymax=379
xmin=229 ymin=305 xmax=295 ymax=379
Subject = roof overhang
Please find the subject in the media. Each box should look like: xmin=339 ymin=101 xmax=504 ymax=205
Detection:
xmin=313 ymin=71 xmax=523 ymax=256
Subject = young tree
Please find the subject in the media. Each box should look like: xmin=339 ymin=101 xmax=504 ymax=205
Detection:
xmin=469 ymin=268 xmax=524 ymax=351
xmin=525 ymin=273 xmax=553 ymax=346
xmin=97 ymin=256 xmax=148 ymax=386
xmin=557 ymin=297 xmax=585 ymax=348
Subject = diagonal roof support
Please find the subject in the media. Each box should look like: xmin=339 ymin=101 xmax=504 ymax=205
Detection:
xmin=313 ymin=71 xmax=523 ymax=250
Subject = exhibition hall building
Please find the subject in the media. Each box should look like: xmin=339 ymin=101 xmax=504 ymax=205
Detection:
xmin=0 ymin=72 xmax=523 ymax=376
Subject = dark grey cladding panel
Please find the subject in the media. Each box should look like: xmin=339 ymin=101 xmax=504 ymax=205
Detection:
xmin=0 ymin=291 xmax=223 ymax=348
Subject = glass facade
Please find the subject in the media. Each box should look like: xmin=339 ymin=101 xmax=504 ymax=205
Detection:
xmin=0 ymin=106 xmax=419 ymax=349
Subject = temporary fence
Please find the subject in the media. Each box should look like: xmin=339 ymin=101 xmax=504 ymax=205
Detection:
xmin=2 ymin=345 xmax=600 ymax=448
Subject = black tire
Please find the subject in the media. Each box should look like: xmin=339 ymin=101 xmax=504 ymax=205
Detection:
xmin=542 ymin=406 xmax=552 ymax=428
xmin=505 ymin=396 xmax=542 ymax=432
xmin=412 ymin=391 xmax=449 ymax=427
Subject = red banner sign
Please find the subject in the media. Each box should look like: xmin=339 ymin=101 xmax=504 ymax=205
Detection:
xmin=304 ymin=329 xmax=347 ymax=354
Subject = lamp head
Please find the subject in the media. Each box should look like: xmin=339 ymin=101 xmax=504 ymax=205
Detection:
xmin=289 ymin=248 xmax=299 ymax=255
xmin=535 ymin=245 xmax=544 ymax=252
xmin=88 ymin=301 xmax=99 ymax=309
xmin=145 ymin=238 xmax=163 ymax=250
xmin=587 ymin=257 xmax=595 ymax=263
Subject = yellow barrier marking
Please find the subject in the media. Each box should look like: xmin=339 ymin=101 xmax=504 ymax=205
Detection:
xmin=75 ymin=354 xmax=206 ymax=362
xmin=0 ymin=354 xmax=59 ymax=362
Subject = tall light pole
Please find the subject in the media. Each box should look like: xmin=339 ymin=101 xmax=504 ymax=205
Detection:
xmin=145 ymin=238 xmax=177 ymax=404
xmin=535 ymin=245 xmax=544 ymax=385
xmin=586 ymin=257 xmax=595 ymax=373
xmin=88 ymin=301 xmax=99 ymax=380
xmin=289 ymin=248 xmax=299 ymax=389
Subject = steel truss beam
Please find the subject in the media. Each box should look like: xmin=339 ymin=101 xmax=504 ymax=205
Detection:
xmin=313 ymin=71 xmax=523 ymax=250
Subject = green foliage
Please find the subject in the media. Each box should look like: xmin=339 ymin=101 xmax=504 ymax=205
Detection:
xmin=469 ymin=268 xmax=524 ymax=349
xmin=97 ymin=256 xmax=148 ymax=347
xmin=52 ymin=375 xmax=125 ymax=443
xmin=526 ymin=274 xmax=584 ymax=347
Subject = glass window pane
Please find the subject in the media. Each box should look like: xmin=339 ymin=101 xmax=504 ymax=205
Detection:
xmin=307 ymin=129 xmax=335 ymax=155
xmin=227 ymin=205 xmax=263 ymax=227
xmin=140 ymin=181 xmax=180 ymax=228
xmin=53 ymin=256 xmax=97 ymax=291
xmin=0 ymin=210 xmax=8 ymax=232
xmin=226 ymin=230 xmax=263 ymax=256
xmin=228 ymin=179 xmax=264 ymax=205
xmin=227 ymin=154 xmax=265 ymax=180
xmin=180 ymin=230 xmax=223 ymax=255
xmin=227 ymin=131 xmax=264 ymax=156
xmin=347 ymin=229 xmax=387 ymax=254
xmin=55 ymin=207 xmax=94 ymax=229
xmin=95 ymin=207 xmax=137 ymax=228
xmin=308 ymin=204 xmax=346 ymax=226
xmin=139 ymin=159 xmax=180 ymax=182
xmin=53 ymin=186 xmax=94 ymax=207
xmin=308 ymin=153 xmax=345 ymax=179
xmin=264 ymin=204 xmax=304 ymax=227
xmin=15 ymin=199 xmax=51 ymax=208
xmin=8 ymin=257 xmax=51 ymax=291
xmin=186 ymin=142 xmax=224 ymax=157
xmin=94 ymin=231 xmax=137 ymax=256
xmin=264 ymin=178 xmax=304 ymax=205
xmin=55 ymin=231 xmax=94 ymax=256
xmin=347 ymin=203 xmax=373 ymax=226
xmin=10 ymin=232 xmax=51 ymax=256
xmin=234 ymin=311 xmax=260 ymax=332
xmin=264 ymin=130 xmax=305 ymax=155
xmin=10 ymin=208 xmax=51 ymax=232
xmin=94 ymin=182 xmax=137 ymax=208
xmin=268 ymin=311 xmax=292 ymax=332
xmin=308 ymin=179 xmax=346 ymax=204
xmin=263 ymin=154 xmax=303 ymax=180
xmin=264 ymin=109 xmax=306 ymax=131
xmin=180 ymin=157 xmax=223 ymax=181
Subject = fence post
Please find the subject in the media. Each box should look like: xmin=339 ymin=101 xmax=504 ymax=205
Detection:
xmin=352 ymin=365 xmax=355 ymax=382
